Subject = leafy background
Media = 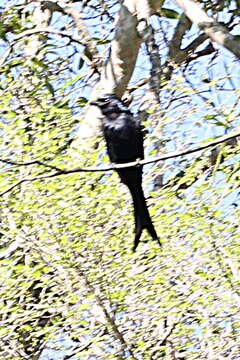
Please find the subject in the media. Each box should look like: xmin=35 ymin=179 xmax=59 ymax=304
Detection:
xmin=0 ymin=0 xmax=240 ymax=359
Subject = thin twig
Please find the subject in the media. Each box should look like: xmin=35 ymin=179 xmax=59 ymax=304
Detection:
xmin=149 ymin=316 xmax=183 ymax=359
xmin=78 ymin=271 xmax=137 ymax=359
xmin=0 ymin=27 xmax=87 ymax=66
xmin=0 ymin=159 xmax=67 ymax=172
xmin=0 ymin=130 xmax=239 ymax=196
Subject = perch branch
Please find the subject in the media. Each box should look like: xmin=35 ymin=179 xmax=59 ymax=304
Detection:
xmin=1 ymin=130 xmax=239 ymax=196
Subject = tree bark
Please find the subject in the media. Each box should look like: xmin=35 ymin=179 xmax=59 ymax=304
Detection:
xmin=173 ymin=0 xmax=240 ymax=59
xmin=76 ymin=0 xmax=161 ymax=141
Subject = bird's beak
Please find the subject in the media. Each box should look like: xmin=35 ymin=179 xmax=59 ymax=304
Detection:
xmin=89 ymin=100 xmax=100 ymax=106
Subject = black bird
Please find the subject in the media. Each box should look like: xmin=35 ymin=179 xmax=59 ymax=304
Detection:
xmin=90 ymin=94 xmax=160 ymax=251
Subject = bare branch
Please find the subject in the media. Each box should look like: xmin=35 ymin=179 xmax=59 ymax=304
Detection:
xmin=10 ymin=27 xmax=85 ymax=45
xmin=1 ymin=130 xmax=239 ymax=196
xmin=163 ymin=14 xmax=191 ymax=79
xmin=149 ymin=315 xmax=183 ymax=359
xmin=0 ymin=173 xmax=61 ymax=197
xmin=0 ymin=159 xmax=67 ymax=172
xmin=184 ymin=42 xmax=215 ymax=63
xmin=168 ymin=13 xmax=192 ymax=58
xmin=78 ymin=0 xmax=161 ymax=139
xmin=0 ymin=159 xmax=61 ymax=171
xmin=40 ymin=0 xmax=99 ymax=60
xmin=58 ymin=3 xmax=99 ymax=60
xmin=173 ymin=0 xmax=240 ymax=59
xmin=79 ymin=271 xmax=138 ymax=359
xmin=138 ymin=19 xmax=161 ymax=103
xmin=163 ymin=15 xmax=215 ymax=79
xmin=0 ymin=29 xmax=85 ymax=67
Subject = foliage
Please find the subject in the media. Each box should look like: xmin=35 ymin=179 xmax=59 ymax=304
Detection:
xmin=0 ymin=1 xmax=240 ymax=359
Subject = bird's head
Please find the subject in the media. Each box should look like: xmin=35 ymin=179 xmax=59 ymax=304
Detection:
xmin=90 ymin=94 xmax=129 ymax=118
xmin=90 ymin=94 xmax=117 ymax=108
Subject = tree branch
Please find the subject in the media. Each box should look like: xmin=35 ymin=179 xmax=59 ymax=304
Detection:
xmin=40 ymin=0 xmax=99 ymax=61
xmin=0 ymin=159 xmax=67 ymax=171
xmin=173 ymin=0 xmax=240 ymax=60
xmin=149 ymin=315 xmax=183 ymax=359
xmin=163 ymin=14 xmax=216 ymax=80
xmin=12 ymin=27 xmax=85 ymax=45
xmin=0 ymin=28 xmax=87 ymax=67
xmin=78 ymin=0 xmax=154 ymax=139
xmin=1 ymin=130 xmax=239 ymax=196
xmin=79 ymin=271 xmax=137 ymax=359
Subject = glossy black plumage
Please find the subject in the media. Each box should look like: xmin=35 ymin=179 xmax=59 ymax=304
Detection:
xmin=90 ymin=94 xmax=160 ymax=251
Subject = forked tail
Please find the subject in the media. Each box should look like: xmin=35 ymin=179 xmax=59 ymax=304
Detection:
xmin=128 ymin=183 xmax=160 ymax=251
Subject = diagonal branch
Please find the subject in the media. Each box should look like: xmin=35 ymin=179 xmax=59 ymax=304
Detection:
xmin=1 ymin=130 xmax=239 ymax=196
xmin=0 ymin=159 xmax=67 ymax=171
xmin=78 ymin=271 xmax=137 ymax=359
xmin=173 ymin=0 xmax=240 ymax=59
xmin=41 ymin=0 xmax=99 ymax=60
xmin=163 ymin=15 xmax=215 ymax=80
xmin=149 ymin=314 xmax=183 ymax=359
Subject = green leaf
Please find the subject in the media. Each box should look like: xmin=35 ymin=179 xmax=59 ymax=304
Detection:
xmin=160 ymin=8 xmax=180 ymax=19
